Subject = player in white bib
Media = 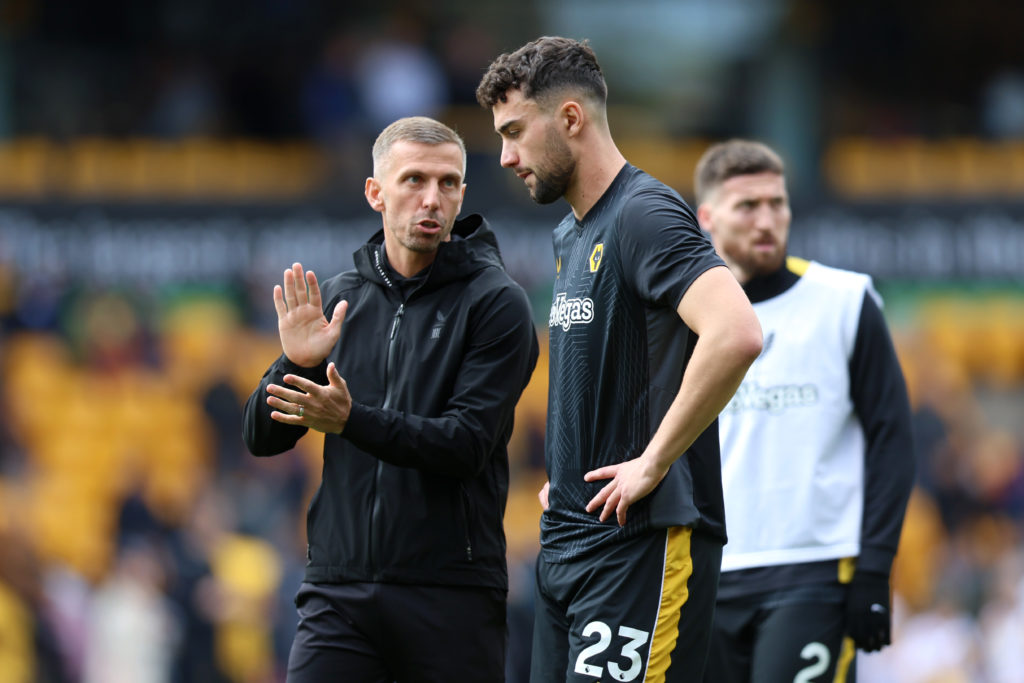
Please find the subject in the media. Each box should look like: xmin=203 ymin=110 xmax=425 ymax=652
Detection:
xmin=695 ymin=140 xmax=915 ymax=683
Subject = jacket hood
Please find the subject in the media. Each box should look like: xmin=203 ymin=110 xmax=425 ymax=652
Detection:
xmin=353 ymin=214 xmax=506 ymax=292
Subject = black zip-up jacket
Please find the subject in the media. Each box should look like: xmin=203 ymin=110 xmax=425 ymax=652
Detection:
xmin=243 ymin=215 xmax=539 ymax=591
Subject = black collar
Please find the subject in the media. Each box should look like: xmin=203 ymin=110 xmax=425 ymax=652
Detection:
xmin=379 ymin=243 xmax=431 ymax=297
xmin=742 ymin=261 xmax=801 ymax=303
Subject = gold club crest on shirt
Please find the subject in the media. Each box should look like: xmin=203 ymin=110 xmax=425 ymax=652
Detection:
xmin=589 ymin=243 xmax=604 ymax=272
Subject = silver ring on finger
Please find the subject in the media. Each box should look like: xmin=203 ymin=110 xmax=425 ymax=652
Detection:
xmin=298 ymin=405 xmax=304 ymax=417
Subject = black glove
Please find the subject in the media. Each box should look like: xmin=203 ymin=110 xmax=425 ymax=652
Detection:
xmin=845 ymin=570 xmax=892 ymax=652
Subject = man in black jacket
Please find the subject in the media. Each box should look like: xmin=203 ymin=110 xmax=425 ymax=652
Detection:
xmin=242 ymin=116 xmax=539 ymax=683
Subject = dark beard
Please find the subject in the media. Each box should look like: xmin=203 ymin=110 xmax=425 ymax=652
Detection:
xmin=530 ymin=128 xmax=575 ymax=205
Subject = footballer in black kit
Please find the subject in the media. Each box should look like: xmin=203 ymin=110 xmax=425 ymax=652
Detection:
xmin=478 ymin=36 xmax=763 ymax=683
xmin=535 ymin=163 xmax=729 ymax=682
xmin=542 ymin=163 xmax=727 ymax=559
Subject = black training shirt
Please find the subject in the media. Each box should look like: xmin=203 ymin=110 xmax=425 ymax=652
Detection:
xmin=542 ymin=163 xmax=726 ymax=562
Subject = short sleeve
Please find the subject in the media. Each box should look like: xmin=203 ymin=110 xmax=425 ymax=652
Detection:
xmin=617 ymin=185 xmax=725 ymax=308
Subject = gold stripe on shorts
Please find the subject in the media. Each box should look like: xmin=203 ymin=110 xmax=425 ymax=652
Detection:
xmin=833 ymin=636 xmax=855 ymax=682
xmin=645 ymin=526 xmax=693 ymax=682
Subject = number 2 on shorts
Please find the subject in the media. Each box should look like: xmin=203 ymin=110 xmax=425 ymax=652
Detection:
xmin=574 ymin=620 xmax=651 ymax=681
xmin=793 ymin=642 xmax=830 ymax=683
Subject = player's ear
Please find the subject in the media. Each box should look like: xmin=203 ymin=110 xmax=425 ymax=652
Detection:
xmin=696 ymin=203 xmax=713 ymax=233
xmin=365 ymin=177 xmax=384 ymax=213
xmin=561 ymin=100 xmax=584 ymax=137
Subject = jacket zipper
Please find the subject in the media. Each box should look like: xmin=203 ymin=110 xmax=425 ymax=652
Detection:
xmin=460 ymin=485 xmax=474 ymax=561
xmin=369 ymin=302 xmax=404 ymax=576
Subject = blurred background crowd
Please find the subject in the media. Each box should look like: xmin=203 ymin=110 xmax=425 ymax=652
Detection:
xmin=1 ymin=1 xmax=1023 ymax=681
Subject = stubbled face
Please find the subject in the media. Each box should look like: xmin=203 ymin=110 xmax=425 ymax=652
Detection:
xmin=492 ymin=88 xmax=575 ymax=205
xmin=366 ymin=140 xmax=466 ymax=273
xmin=700 ymin=172 xmax=791 ymax=283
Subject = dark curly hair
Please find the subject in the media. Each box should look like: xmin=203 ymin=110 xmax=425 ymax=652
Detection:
xmin=475 ymin=36 xmax=607 ymax=109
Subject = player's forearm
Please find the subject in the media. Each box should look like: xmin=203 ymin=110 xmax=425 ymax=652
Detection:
xmin=644 ymin=265 xmax=762 ymax=471
xmin=643 ymin=323 xmax=761 ymax=471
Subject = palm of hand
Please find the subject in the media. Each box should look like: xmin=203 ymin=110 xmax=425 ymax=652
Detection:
xmin=279 ymin=305 xmax=338 ymax=368
xmin=273 ymin=264 xmax=347 ymax=369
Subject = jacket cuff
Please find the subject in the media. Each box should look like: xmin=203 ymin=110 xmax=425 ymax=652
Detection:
xmin=342 ymin=401 xmax=374 ymax=440
xmin=857 ymin=545 xmax=896 ymax=576
xmin=277 ymin=355 xmax=327 ymax=381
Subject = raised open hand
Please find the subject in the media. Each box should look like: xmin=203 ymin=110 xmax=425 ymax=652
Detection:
xmin=273 ymin=262 xmax=348 ymax=368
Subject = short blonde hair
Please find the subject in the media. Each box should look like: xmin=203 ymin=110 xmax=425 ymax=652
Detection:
xmin=372 ymin=116 xmax=467 ymax=178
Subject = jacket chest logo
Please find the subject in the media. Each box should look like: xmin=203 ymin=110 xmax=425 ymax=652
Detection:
xmin=430 ymin=310 xmax=447 ymax=340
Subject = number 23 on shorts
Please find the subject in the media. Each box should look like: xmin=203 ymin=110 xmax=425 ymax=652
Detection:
xmin=574 ymin=620 xmax=651 ymax=682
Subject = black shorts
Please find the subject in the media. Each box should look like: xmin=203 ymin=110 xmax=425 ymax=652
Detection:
xmin=530 ymin=526 xmax=722 ymax=683
xmin=286 ymin=581 xmax=507 ymax=683
xmin=704 ymin=587 xmax=856 ymax=683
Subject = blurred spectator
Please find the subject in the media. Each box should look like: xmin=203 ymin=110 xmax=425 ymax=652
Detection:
xmin=207 ymin=533 xmax=282 ymax=683
xmin=977 ymin=551 xmax=1024 ymax=683
xmin=9 ymin=273 xmax=65 ymax=333
xmin=859 ymin=592 xmax=983 ymax=683
xmin=166 ymin=487 xmax=234 ymax=683
xmin=43 ymin=566 xmax=91 ymax=683
xmin=300 ymin=28 xmax=368 ymax=190
xmin=504 ymin=474 xmax=544 ymax=683
xmin=353 ymin=14 xmax=448 ymax=131
xmin=301 ymin=29 xmax=363 ymax=144
xmin=82 ymin=537 xmax=180 ymax=683
xmin=966 ymin=430 xmax=1024 ymax=519
xmin=0 ymin=575 xmax=37 ymax=683
xmin=0 ymin=395 xmax=27 ymax=478
xmin=68 ymin=289 xmax=153 ymax=372
xmin=0 ymin=526 xmax=72 ymax=683
xmin=203 ymin=377 xmax=248 ymax=476
xmin=146 ymin=56 xmax=222 ymax=138
xmin=441 ymin=21 xmax=500 ymax=105
xmin=982 ymin=70 xmax=1024 ymax=139
xmin=0 ymin=264 xmax=14 ymax=332
xmin=117 ymin=487 xmax=170 ymax=547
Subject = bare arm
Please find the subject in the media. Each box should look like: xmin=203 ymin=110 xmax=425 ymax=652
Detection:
xmin=585 ymin=265 xmax=762 ymax=525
